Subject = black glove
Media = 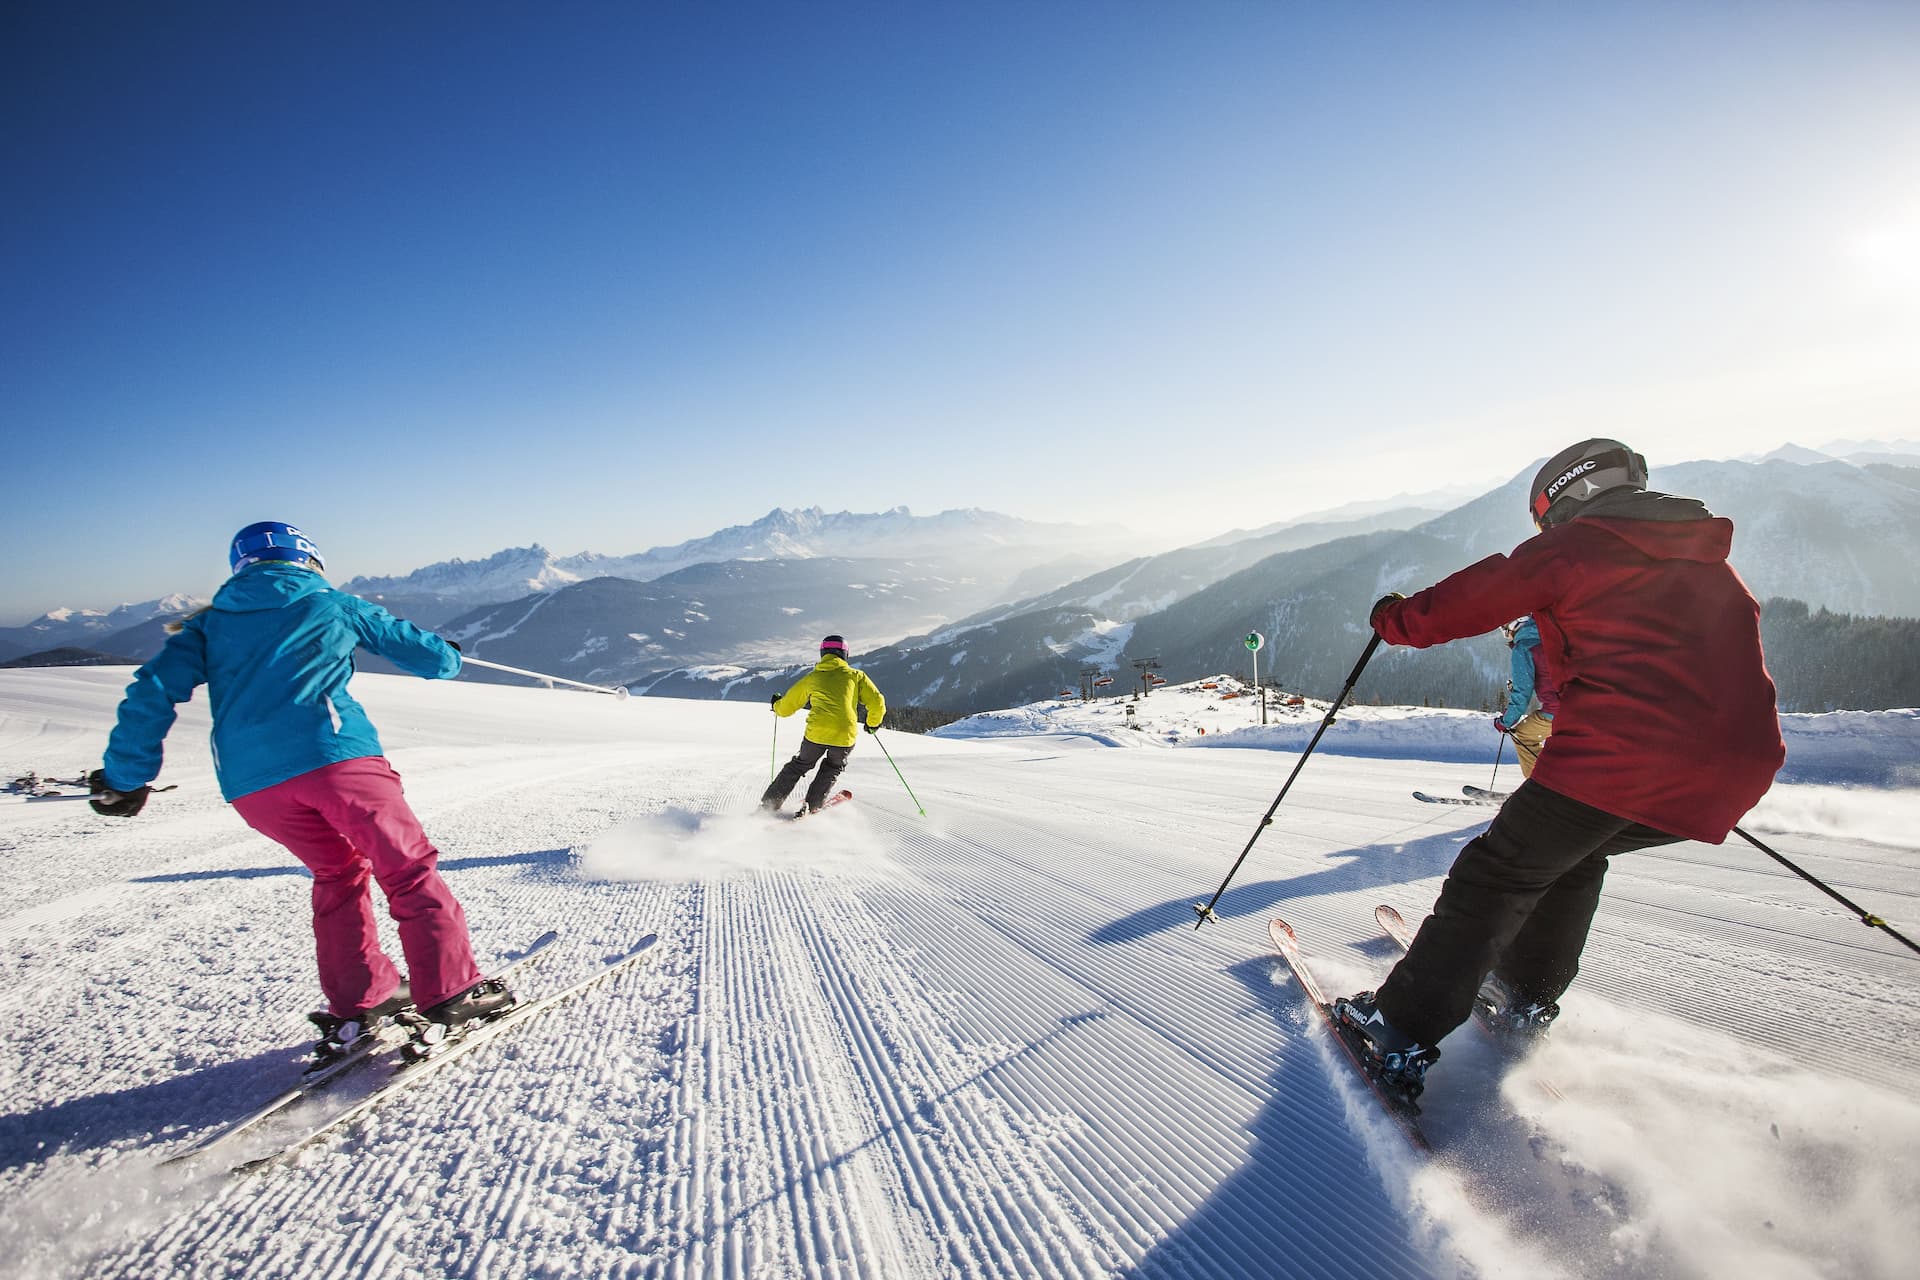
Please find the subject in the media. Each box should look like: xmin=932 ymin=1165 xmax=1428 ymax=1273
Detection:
xmin=769 ymin=694 xmax=780 ymax=710
xmin=88 ymin=768 xmax=150 ymax=818
xmin=1369 ymin=592 xmax=1405 ymax=627
xmin=447 ymin=640 xmax=462 ymax=653
xmin=864 ymin=723 xmax=879 ymax=734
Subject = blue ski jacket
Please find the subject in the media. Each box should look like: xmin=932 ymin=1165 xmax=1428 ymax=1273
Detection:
xmin=103 ymin=563 xmax=461 ymax=801
xmin=1499 ymin=616 xmax=1558 ymax=728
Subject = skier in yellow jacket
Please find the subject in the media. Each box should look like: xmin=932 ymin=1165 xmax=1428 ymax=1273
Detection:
xmin=761 ymin=635 xmax=886 ymax=815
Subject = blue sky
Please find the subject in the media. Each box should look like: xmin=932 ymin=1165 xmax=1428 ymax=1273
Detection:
xmin=4 ymin=2 xmax=1918 ymax=621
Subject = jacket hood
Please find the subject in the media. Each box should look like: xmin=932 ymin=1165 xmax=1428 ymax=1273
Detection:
xmin=212 ymin=562 xmax=335 ymax=613
xmin=814 ymin=654 xmax=851 ymax=673
xmin=1578 ymin=509 xmax=1734 ymax=565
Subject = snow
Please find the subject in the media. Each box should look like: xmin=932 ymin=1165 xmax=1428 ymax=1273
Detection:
xmin=2 ymin=667 xmax=1917 ymax=1279
xmin=938 ymin=678 xmax=1920 ymax=789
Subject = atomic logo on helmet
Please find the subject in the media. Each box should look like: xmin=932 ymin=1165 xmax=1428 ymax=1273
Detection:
xmin=1527 ymin=440 xmax=1648 ymax=529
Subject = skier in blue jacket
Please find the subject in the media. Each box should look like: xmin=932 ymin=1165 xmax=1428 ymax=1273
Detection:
xmin=92 ymin=522 xmax=513 ymax=1051
xmin=1497 ymin=616 xmax=1558 ymax=777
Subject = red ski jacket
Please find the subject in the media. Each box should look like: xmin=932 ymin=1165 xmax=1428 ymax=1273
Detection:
xmin=1375 ymin=512 xmax=1783 ymax=843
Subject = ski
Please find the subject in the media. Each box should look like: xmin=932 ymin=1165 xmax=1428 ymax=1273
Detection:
xmin=1269 ymin=918 xmax=1431 ymax=1152
xmin=1374 ymin=905 xmax=1562 ymax=1100
xmin=5 ymin=772 xmax=91 ymax=797
xmin=1412 ymin=791 xmax=1495 ymax=807
xmin=160 ymin=930 xmax=563 ymax=1167
xmin=1461 ymin=785 xmax=1509 ymax=803
xmin=4 ymin=773 xmax=177 ymax=804
xmin=233 ymin=931 xmax=661 ymax=1174
xmin=788 ymin=789 xmax=852 ymax=820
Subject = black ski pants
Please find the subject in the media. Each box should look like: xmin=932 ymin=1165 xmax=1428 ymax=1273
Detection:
xmin=762 ymin=738 xmax=851 ymax=812
xmin=1375 ymin=779 xmax=1680 ymax=1047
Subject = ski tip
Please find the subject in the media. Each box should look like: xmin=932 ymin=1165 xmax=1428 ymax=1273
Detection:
xmin=611 ymin=933 xmax=660 ymax=961
xmin=1269 ymin=917 xmax=1297 ymax=942
xmin=1374 ymin=904 xmax=1404 ymax=926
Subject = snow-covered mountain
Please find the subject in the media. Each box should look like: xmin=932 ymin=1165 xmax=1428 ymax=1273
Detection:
xmin=0 ymin=594 xmax=205 ymax=664
xmin=725 ymin=457 xmax=1920 ymax=716
xmin=933 ymin=508 xmax=1447 ymax=638
xmin=1817 ymin=437 xmax=1920 ymax=463
xmin=422 ymin=556 xmax=1057 ymax=690
xmin=341 ymin=508 xmax=1138 ymax=624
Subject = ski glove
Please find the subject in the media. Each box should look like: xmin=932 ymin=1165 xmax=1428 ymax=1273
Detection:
xmin=1492 ymin=716 xmax=1512 ymax=734
xmin=1369 ymin=592 xmax=1406 ymax=627
xmin=770 ymin=694 xmax=780 ymax=710
xmin=864 ymin=723 xmax=879 ymax=734
xmin=87 ymin=768 xmax=150 ymax=818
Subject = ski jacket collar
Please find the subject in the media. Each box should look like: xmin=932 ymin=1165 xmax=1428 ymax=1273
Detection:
xmin=1575 ymin=487 xmax=1713 ymax=524
xmin=814 ymin=654 xmax=852 ymax=674
xmin=211 ymin=562 xmax=333 ymax=613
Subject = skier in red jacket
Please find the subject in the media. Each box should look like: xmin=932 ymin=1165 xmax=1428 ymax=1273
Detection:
xmin=1333 ymin=439 xmax=1784 ymax=1099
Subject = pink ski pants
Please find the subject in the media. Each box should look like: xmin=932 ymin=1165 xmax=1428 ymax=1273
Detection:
xmin=231 ymin=757 xmax=482 ymax=1016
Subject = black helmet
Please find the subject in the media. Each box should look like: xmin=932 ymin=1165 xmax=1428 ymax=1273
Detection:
xmin=1528 ymin=439 xmax=1648 ymax=529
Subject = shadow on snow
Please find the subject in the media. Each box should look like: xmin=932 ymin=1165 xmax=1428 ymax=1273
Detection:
xmin=0 ymin=1045 xmax=300 ymax=1173
xmin=131 ymin=846 xmax=574 ymax=884
xmin=1088 ymin=827 xmax=1476 ymax=947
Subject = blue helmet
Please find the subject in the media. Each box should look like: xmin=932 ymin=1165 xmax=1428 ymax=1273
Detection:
xmin=229 ymin=521 xmax=325 ymax=573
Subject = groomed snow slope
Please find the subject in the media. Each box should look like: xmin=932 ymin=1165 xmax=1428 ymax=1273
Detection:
xmin=1 ymin=668 xmax=1916 ymax=1280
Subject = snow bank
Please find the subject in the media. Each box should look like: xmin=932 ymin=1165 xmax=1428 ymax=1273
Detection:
xmin=1770 ymin=708 xmax=1920 ymax=787
xmin=937 ymin=679 xmax=1920 ymax=789
xmin=1201 ymin=706 xmax=1920 ymax=787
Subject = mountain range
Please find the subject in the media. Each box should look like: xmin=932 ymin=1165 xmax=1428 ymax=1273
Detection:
xmin=341 ymin=506 xmax=1136 ymax=627
xmin=641 ymin=454 xmax=1920 ymax=714
xmin=11 ymin=444 xmax=1919 ymax=715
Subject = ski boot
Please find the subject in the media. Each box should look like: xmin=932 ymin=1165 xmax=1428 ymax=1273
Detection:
xmin=1475 ymin=974 xmax=1560 ymax=1040
xmin=1331 ymin=991 xmax=1441 ymax=1105
xmin=402 ymin=978 xmax=518 ymax=1062
xmin=305 ymin=981 xmax=412 ymax=1072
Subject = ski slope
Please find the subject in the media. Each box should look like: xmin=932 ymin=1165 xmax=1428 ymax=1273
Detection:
xmin=2 ymin=667 xmax=1916 ymax=1279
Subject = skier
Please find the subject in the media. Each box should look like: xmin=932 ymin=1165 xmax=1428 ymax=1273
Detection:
xmin=1496 ymin=615 xmax=1557 ymax=777
xmin=1335 ymin=440 xmax=1783 ymax=1095
xmin=761 ymin=635 xmax=886 ymax=815
xmin=88 ymin=522 xmax=514 ymax=1043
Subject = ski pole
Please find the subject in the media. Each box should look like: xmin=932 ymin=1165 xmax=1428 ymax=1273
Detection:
xmin=869 ymin=729 xmax=926 ymax=816
xmin=771 ymin=714 xmax=779 ymax=782
xmin=1194 ymin=631 xmax=1383 ymax=929
xmin=458 ymin=655 xmax=630 ymax=700
xmin=1489 ymin=730 xmax=1507 ymax=793
xmin=1731 ymin=826 xmax=1920 ymax=957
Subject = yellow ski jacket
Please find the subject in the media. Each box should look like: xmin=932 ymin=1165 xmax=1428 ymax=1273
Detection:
xmin=774 ymin=655 xmax=886 ymax=747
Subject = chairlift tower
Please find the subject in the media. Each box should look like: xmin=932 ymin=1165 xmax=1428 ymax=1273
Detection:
xmin=1131 ymin=656 xmax=1163 ymax=697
